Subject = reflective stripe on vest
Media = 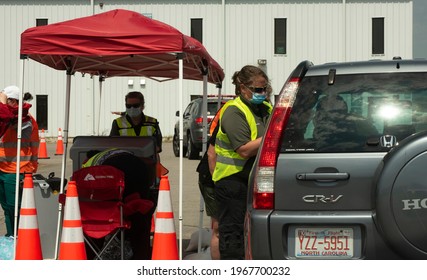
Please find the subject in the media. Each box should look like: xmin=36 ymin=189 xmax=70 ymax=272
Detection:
xmin=0 ymin=117 xmax=39 ymax=173
xmin=116 ymin=115 xmax=158 ymax=136
xmin=212 ymin=97 xmax=272 ymax=182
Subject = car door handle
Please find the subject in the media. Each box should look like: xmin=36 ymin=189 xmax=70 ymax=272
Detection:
xmin=296 ymin=172 xmax=350 ymax=181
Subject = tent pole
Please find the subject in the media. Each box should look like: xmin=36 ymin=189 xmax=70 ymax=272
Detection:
xmin=197 ymin=73 xmax=209 ymax=254
xmin=92 ymin=78 xmax=96 ymax=135
xmin=13 ymin=56 xmax=26 ymax=258
xmin=178 ymin=54 xmax=184 ymax=260
xmin=54 ymin=72 xmax=72 ymax=259
xmin=97 ymin=76 xmax=104 ymax=135
xmin=217 ymin=83 xmax=222 ymax=110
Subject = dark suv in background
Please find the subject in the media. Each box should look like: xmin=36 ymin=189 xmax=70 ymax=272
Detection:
xmin=245 ymin=58 xmax=427 ymax=259
xmin=173 ymin=96 xmax=232 ymax=159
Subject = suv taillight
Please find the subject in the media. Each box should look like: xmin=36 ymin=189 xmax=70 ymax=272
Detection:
xmin=252 ymin=78 xmax=300 ymax=209
xmin=195 ymin=117 xmax=213 ymax=125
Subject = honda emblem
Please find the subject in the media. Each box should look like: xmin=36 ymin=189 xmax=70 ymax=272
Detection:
xmin=380 ymin=135 xmax=397 ymax=148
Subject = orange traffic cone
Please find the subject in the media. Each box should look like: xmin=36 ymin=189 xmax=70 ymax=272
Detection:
xmin=15 ymin=173 xmax=43 ymax=260
xmin=151 ymin=175 xmax=178 ymax=260
xmin=54 ymin=128 xmax=64 ymax=155
xmin=38 ymin=129 xmax=50 ymax=159
xmin=58 ymin=181 xmax=87 ymax=260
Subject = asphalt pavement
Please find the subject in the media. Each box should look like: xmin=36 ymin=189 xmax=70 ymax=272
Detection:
xmin=0 ymin=139 xmax=211 ymax=258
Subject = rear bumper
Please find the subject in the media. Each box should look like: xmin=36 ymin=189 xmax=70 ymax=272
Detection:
xmin=245 ymin=210 xmax=402 ymax=260
xmin=191 ymin=128 xmax=210 ymax=150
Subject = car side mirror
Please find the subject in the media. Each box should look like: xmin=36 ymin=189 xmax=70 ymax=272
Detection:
xmin=176 ymin=110 xmax=179 ymax=117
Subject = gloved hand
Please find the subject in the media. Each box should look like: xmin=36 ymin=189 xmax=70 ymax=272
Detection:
xmin=123 ymin=192 xmax=154 ymax=216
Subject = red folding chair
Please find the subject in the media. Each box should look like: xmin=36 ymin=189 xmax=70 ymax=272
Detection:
xmin=72 ymin=165 xmax=128 ymax=260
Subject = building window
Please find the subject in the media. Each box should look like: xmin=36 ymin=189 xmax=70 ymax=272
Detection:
xmin=36 ymin=95 xmax=48 ymax=130
xmin=36 ymin=18 xmax=48 ymax=26
xmin=372 ymin=18 xmax=384 ymax=55
xmin=274 ymin=18 xmax=287 ymax=54
xmin=191 ymin=18 xmax=203 ymax=43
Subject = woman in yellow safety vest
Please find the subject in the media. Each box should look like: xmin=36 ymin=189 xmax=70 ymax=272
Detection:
xmin=212 ymin=65 xmax=272 ymax=259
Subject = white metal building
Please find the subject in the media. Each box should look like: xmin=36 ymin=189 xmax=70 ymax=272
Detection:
xmin=0 ymin=0 xmax=413 ymax=138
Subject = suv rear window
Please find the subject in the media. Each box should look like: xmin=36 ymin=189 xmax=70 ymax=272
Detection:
xmin=281 ymin=72 xmax=427 ymax=153
xmin=207 ymin=101 xmax=223 ymax=115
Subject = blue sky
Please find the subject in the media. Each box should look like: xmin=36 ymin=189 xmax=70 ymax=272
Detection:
xmin=413 ymin=0 xmax=427 ymax=58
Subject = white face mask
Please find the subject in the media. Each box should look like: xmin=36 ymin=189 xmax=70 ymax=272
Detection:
xmin=126 ymin=107 xmax=141 ymax=118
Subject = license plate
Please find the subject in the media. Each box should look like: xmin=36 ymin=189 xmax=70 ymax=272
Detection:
xmin=294 ymin=227 xmax=353 ymax=259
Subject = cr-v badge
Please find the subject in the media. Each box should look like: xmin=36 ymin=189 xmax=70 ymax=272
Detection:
xmin=302 ymin=194 xmax=343 ymax=203
xmin=380 ymin=135 xmax=397 ymax=148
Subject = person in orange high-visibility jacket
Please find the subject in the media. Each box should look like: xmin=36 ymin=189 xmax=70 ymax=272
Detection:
xmin=209 ymin=108 xmax=221 ymax=136
xmin=0 ymin=86 xmax=39 ymax=237
xmin=196 ymin=105 xmax=223 ymax=260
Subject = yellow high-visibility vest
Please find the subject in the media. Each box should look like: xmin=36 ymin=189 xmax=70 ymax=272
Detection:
xmin=212 ymin=97 xmax=272 ymax=182
xmin=115 ymin=115 xmax=158 ymax=136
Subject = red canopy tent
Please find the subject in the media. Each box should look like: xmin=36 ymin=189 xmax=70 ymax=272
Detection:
xmin=20 ymin=9 xmax=223 ymax=83
xmin=18 ymin=9 xmax=224 ymax=259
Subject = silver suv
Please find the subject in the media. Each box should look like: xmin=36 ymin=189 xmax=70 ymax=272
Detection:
xmin=173 ymin=97 xmax=230 ymax=159
xmin=245 ymin=58 xmax=427 ymax=259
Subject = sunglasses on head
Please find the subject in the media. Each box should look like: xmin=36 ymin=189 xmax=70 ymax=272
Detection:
xmin=125 ymin=103 xmax=141 ymax=109
xmin=245 ymin=85 xmax=267 ymax=94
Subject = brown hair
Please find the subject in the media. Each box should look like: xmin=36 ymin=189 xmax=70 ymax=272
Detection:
xmin=125 ymin=91 xmax=145 ymax=104
xmin=23 ymin=92 xmax=33 ymax=102
xmin=231 ymin=65 xmax=272 ymax=96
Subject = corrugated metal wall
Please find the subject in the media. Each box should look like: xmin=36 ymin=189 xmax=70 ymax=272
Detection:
xmin=345 ymin=1 xmax=413 ymax=61
xmin=0 ymin=0 xmax=413 ymax=137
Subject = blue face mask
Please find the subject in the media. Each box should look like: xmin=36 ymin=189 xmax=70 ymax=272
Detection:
xmin=250 ymin=92 xmax=266 ymax=104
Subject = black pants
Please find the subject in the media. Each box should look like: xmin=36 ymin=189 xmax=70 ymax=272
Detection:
xmin=215 ymin=178 xmax=247 ymax=260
